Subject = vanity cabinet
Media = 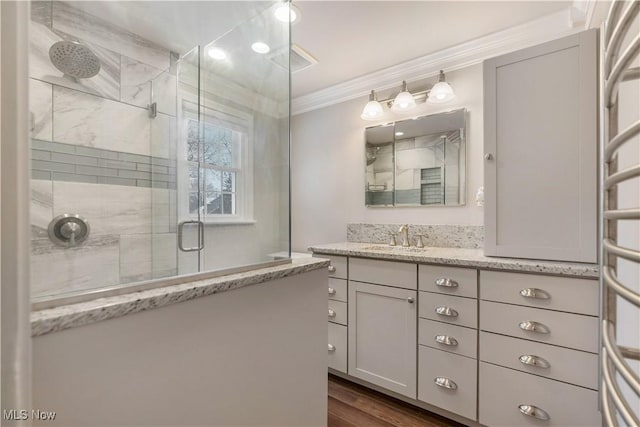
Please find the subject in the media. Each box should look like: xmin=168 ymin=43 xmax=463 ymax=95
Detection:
xmin=478 ymin=270 xmax=601 ymax=426
xmin=322 ymin=256 xmax=349 ymax=373
xmin=483 ymin=29 xmax=597 ymax=263
xmin=417 ymin=265 xmax=479 ymax=420
xmin=348 ymin=278 xmax=417 ymax=398
xmin=314 ymin=249 xmax=600 ymax=426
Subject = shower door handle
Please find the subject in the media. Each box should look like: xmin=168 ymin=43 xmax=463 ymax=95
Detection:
xmin=178 ymin=220 xmax=205 ymax=252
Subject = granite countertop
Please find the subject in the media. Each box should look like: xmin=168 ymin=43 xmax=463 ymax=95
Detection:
xmin=309 ymin=242 xmax=599 ymax=278
xmin=31 ymin=257 xmax=329 ymax=337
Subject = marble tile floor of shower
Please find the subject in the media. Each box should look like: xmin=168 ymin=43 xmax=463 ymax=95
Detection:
xmin=328 ymin=375 xmax=463 ymax=427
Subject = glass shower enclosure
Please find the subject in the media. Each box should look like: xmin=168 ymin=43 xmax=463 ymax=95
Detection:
xmin=29 ymin=1 xmax=291 ymax=304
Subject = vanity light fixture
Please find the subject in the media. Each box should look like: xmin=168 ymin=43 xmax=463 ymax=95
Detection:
xmin=360 ymin=70 xmax=456 ymax=121
xmin=360 ymin=90 xmax=384 ymax=121
xmin=427 ymin=70 xmax=456 ymax=104
xmin=391 ymin=81 xmax=416 ymax=112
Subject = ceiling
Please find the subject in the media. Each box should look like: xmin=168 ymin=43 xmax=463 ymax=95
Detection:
xmin=291 ymin=1 xmax=570 ymax=97
xmin=69 ymin=1 xmax=571 ymax=100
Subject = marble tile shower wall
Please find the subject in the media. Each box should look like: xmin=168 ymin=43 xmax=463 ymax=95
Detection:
xmin=30 ymin=1 xmax=179 ymax=298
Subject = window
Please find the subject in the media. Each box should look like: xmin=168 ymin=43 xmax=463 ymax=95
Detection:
xmin=180 ymin=101 xmax=253 ymax=224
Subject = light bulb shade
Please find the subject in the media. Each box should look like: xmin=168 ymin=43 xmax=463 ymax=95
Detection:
xmin=361 ymin=100 xmax=384 ymax=121
xmin=391 ymin=91 xmax=416 ymax=112
xmin=427 ymin=81 xmax=455 ymax=104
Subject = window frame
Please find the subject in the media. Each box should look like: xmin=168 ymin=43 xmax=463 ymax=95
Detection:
xmin=178 ymin=98 xmax=254 ymax=225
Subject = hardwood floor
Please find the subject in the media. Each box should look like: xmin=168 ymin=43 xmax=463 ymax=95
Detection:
xmin=328 ymin=375 xmax=465 ymax=427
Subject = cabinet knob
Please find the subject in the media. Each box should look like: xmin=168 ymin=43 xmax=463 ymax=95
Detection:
xmin=435 ymin=335 xmax=458 ymax=347
xmin=328 ymin=344 xmax=336 ymax=352
xmin=519 ymin=354 xmax=551 ymax=369
xmin=435 ymin=278 xmax=458 ymax=288
xmin=520 ymin=288 xmax=551 ymax=300
xmin=518 ymin=404 xmax=550 ymax=421
xmin=407 ymin=297 xmax=415 ymax=304
xmin=484 ymin=153 xmax=494 ymax=160
xmin=434 ymin=377 xmax=457 ymax=390
xmin=328 ymin=309 xmax=336 ymax=318
xmin=327 ymin=265 xmax=336 ymax=273
xmin=328 ymin=287 xmax=336 ymax=295
xmin=435 ymin=306 xmax=458 ymax=318
xmin=518 ymin=320 xmax=550 ymax=334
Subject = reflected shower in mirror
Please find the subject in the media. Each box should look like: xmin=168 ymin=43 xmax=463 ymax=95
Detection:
xmin=365 ymin=108 xmax=466 ymax=207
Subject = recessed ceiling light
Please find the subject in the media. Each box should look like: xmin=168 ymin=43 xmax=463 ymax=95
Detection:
xmin=395 ymin=132 xmax=404 ymax=136
xmin=251 ymin=42 xmax=270 ymax=54
xmin=274 ymin=3 xmax=299 ymax=23
xmin=207 ymin=47 xmax=227 ymax=60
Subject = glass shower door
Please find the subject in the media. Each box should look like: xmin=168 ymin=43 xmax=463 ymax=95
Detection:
xmin=150 ymin=45 xmax=202 ymax=277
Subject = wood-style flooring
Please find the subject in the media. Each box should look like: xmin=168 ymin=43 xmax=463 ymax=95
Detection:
xmin=328 ymin=375 xmax=465 ymax=427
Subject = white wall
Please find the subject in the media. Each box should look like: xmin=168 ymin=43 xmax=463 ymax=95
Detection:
xmin=33 ymin=269 xmax=328 ymax=427
xmin=291 ymin=64 xmax=484 ymax=252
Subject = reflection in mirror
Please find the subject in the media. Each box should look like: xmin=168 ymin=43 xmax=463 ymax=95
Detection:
xmin=365 ymin=108 xmax=466 ymax=207
xmin=365 ymin=125 xmax=395 ymax=206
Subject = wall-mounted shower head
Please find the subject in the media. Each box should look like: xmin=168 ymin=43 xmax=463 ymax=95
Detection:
xmin=49 ymin=41 xmax=101 ymax=80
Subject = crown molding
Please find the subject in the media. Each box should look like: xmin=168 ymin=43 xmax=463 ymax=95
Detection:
xmin=291 ymin=8 xmax=582 ymax=116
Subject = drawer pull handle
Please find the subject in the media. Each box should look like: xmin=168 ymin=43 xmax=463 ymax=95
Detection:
xmin=435 ymin=335 xmax=458 ymax=347
xmin=328 ymin=287 xmax=336 ymax=295
xmin=435 ymin=278 xmax=458 ymax=288
xmin=435 ymin=306 xmax=458 ymax=317
xmin=407 ymin=297 xmax=415 ymax=304
xmin=328 ymin=265 xmax=336 ymax=273
xmin=518 ymin=404 xmax=550 ymax=421
xmin=520 ymin=288 xmax=551 ymax=300
xmin=328 ymin=344 xmax=336 ymax=352
xmin=518 ymin=320 xmax=550 ymax=334
xmin=434 ymin=377 xmax=457 ymax=390
xmin=519 ymin=354 xmax=551 ymax=369
xmin=328 ymin=309 xmax=336 ymax=318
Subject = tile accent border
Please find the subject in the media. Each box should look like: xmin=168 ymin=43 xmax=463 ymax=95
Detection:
xmin=347 ymin=223 xmax=484 ymax=249
xmin=31 ymin=139 xmax=176 ymax=189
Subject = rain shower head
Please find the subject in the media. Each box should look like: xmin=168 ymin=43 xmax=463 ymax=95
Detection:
xmin=49 ymin=41 xmax=101 ymax=80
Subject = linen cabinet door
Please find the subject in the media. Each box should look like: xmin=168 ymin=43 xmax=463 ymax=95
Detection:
xmin=483 ymin=29 xmax=597 ymax=262
xmin=348 ymin=281 xmax=417 ymax=398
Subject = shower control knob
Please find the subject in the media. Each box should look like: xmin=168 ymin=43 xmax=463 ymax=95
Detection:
xmin=48 ymin=214 xmax=90 ymax=247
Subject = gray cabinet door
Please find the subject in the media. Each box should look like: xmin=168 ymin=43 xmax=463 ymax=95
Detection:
xmin=348 ymin=281 xmax=417 ymax=398
xmin=483 ymin=30 xmax=597 ymax=262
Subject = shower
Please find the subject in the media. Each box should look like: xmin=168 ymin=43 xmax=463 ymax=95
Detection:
xmin=48 ymin=41 xmax=100 ymax=81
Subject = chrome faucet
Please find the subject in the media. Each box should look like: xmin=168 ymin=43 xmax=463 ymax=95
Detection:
xmin=398 ymin=224 xmax=410 ymax=247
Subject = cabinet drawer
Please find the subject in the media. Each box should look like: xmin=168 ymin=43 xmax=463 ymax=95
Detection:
xmin=480 ymin=301 xmax=599 ymax=353
xmin=479 ymin=362 xmax=601 ymax=427
xmin=313 ymin=254 xmax=348 ymax=279
xmin=349 ymin=258 xmax=417 ymax=290
xmin=328 ymin=278 xmax=348 ymax=302
xmin=419 ymin=319 xmax=478 ymax=359
xmin=419 ymin=265 xmax=478 ymax=298
xmin=328 ymin=323 xmax=347 ymax=373
xmin=418 ymin=346 xmax=477 ymax=421
xmin=480 ymin=271 xmax=598 ymax=316
xmin=480 ymin=332 xmax=598 ymax=390
xmin=328 ymin=300 xmax=347 ymax=326
xmin=326 ymin=255 xmax=348 ymax=279
xmin=419 ymin=292 xmax=477 ymax=329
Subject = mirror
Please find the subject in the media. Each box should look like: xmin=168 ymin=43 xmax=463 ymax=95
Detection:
xmin=365 ymin=108 xmax=466 ymax=207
